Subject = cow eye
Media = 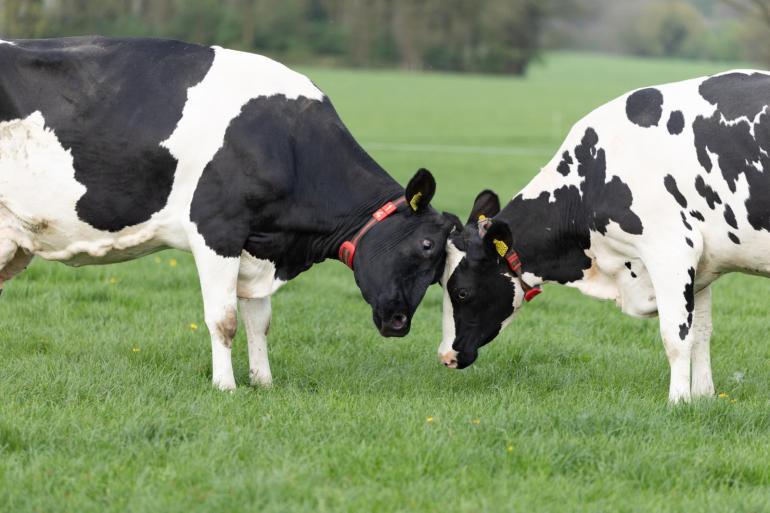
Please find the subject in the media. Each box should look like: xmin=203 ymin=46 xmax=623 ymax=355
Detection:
xmin=457 ymin=288 xmax=469 ymax=301
xmin=422 ymin=239 xmax=434 ymax=251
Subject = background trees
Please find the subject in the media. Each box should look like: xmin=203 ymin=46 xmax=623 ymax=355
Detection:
xmin=0 ymin=0 xmax=766 ymax=74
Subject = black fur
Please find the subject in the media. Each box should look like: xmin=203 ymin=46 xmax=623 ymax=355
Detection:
xmin=626 ymin=88 xmax=663 ymax=128
xmin=667 ymin=110 xmax=685 ymax=135
xmin=678 ymin=268 xmax=695 ymax=340
xmin=681 ymin=211 xmax=693 ymax=231
xmin=694 ymin=175 xmax=722 ymax=210
xmin=724 ymin=205 xmax=738 ymax=229
xmin=694 ymin=72 xmax=770 ymax=232
xmin=664 ymin=174 xmax=688 ymax=208
xmin=556 ymin=151 xmax=573 ymax=176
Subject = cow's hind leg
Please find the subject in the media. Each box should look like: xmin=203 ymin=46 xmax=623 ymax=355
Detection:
xmin=691 ymin=286 xmax=714 ymax=399
xmin=239 ymin=297 xmax=272 ymax=387
xmin=191 ymin=245 xmax=241 ymax=391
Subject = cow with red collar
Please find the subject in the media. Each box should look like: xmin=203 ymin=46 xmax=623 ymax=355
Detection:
xmin=0 ymin=37 xmax=454 ymax=389
xmin=439 ymin=70 xmax=770 ymax=403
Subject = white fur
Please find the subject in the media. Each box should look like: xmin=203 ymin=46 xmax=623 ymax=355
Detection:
xmin=438 ymin=240 xmax=464 ymax=358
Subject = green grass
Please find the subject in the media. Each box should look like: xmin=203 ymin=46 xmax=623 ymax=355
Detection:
xmin=3 ymin=52 xmax=770 ymax=512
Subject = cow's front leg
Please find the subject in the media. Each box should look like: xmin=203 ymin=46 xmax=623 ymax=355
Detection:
xmin=648 ymin=260 xmax=699 ymax=404
xmin=192 ymin=246 xmax=241 ymax=391
xmin=239 ymin=296 xmax=272 ymax=386
xmin=691 ymin=286 xmax=714 ymax=399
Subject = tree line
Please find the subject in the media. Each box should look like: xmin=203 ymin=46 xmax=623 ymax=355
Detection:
xmin=1 ymin=0 xmax=575 ymax=75
xmin=2 ymin=1 xmax=770 ymax=73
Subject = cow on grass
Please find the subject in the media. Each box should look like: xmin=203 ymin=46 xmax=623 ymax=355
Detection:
xmin=439 ymin=70 xmax=770 ymax=403
xmin=0 ymin=37 xmax=453 ymax=389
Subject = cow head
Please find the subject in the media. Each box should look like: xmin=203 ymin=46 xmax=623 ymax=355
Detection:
xmin=353 ymin=169 xmax=454 ymax=337
xmin=437 ymin=190 xmax=526 ymax=368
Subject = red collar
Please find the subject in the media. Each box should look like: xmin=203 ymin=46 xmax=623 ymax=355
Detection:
xmin=502 ymin=250 xmax=542 ymax=302
xmin=338 ymin=197 xmax=407 ymax=270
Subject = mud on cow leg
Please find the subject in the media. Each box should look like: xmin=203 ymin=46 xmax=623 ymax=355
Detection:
xmin=191 ymin=243 xmax=241 ymax=391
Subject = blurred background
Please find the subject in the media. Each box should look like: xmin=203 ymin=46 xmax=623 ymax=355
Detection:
xmin=1 ymin=0 xmax=769 ymax=74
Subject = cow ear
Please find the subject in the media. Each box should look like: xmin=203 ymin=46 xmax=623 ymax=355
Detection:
xmin=442 ymin=211 xmax=464 ymax=232
xmin=482 ymin=220 xmax=513 ymax=260
xmin=467 ymin=189 xmax=500 ymax=225
xmin=405 ymin=168 xmax=436 ymax=212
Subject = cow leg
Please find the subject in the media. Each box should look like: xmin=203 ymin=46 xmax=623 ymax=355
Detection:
xmin=0 ymin=240 xmax=17 ymax=293
xmin=191 ymin=247 xmax=241 ymax=391
xmin=239 ymin=296 xmax=273 ymax=387
xmin=646 ymin=256 xmax=699 ymax=404
xmin=0 ymin=240 xmax=32 ymax=294
xmin=691 ymin=286 xmax=714 ymax=399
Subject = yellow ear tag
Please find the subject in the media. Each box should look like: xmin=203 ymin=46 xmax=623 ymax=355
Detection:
xmin=409 ymin=191 xmax=423 ymax=211
xmin=478 ymin=214 xmax=487 ymax=221
xmin=493 ymin=239 xmax=508 ymax=257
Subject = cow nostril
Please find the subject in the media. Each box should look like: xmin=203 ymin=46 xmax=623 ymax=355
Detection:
xmin=391 ymin=313 xmax=407 ymax=330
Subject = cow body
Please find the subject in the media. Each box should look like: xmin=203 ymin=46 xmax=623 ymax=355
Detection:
xmin=0 ymin=37 xmax=452 ymax=389
xmin=440 ymin=70 xmax=770 ymax=402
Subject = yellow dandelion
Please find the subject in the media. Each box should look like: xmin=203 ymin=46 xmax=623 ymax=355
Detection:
xmin=169 ymin=258 xmax=178 ymax=267
xmin=108 ymin=277 xmax=118 ymax=285
xmin=190 ymin=323 xmax=199 ymax=331
xmin=132 ymin=347 xmax=140 ymax=353
xmin=154 ymin=256 xmax=161 ymax=264
xmin=426 ymin=416 xmax=434 ymax=423
xmin=718 ymin=392 xmax=728 ymax=398
xmin=506 ymin=445 xmax=514 ymax=453
xmin=730 ymin=399 xmax=737 ymax=404
xmin=472 ymin=418 xmax=481 ymax=425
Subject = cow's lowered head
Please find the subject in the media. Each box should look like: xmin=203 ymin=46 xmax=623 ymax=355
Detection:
xmin=437 ymin=190 xmax=526 ymax=368
xmin=352 ymin=169 xmax=454 ymax=337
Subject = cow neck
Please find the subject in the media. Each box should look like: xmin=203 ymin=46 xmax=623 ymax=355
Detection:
xmin=260 ymin=99 xmax=406 ymax=280
xmin=323 ymin=185 xmax=405 ymax=264
xmin=338 ymin=196 xmax=407 ymax=269
xmin=270 ymin=167 xmax=404 ymax=279
xmin=496 ymin=191 xmax=591 ymax=286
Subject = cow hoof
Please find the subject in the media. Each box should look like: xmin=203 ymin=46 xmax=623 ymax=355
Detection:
xmin=250 ymin=370 xmax=273 ymax=388
xmin=213 ymin=379 xmax=236 ymax=391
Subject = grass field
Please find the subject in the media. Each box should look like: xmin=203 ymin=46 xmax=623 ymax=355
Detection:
xmin=3 ymin=52 xmax=770 ymax=512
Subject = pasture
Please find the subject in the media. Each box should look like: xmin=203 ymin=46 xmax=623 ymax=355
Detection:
xmin=3 ymin=52 xmax=770 ymax=512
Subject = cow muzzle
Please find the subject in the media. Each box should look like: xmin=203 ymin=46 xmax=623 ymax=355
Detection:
xmin=440 ymin=348 xmax=478 ymax=369
xmin=379 ymin=312 xmax=410 ymax=337
xmin=440 ymin=350 xmax=459 ymax=369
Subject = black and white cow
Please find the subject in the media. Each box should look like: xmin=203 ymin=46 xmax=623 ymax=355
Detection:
xmin=439 ymin=70 xmax=770 ymax=403
xmin=0 ymin=37 xmax=454 ymax=389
